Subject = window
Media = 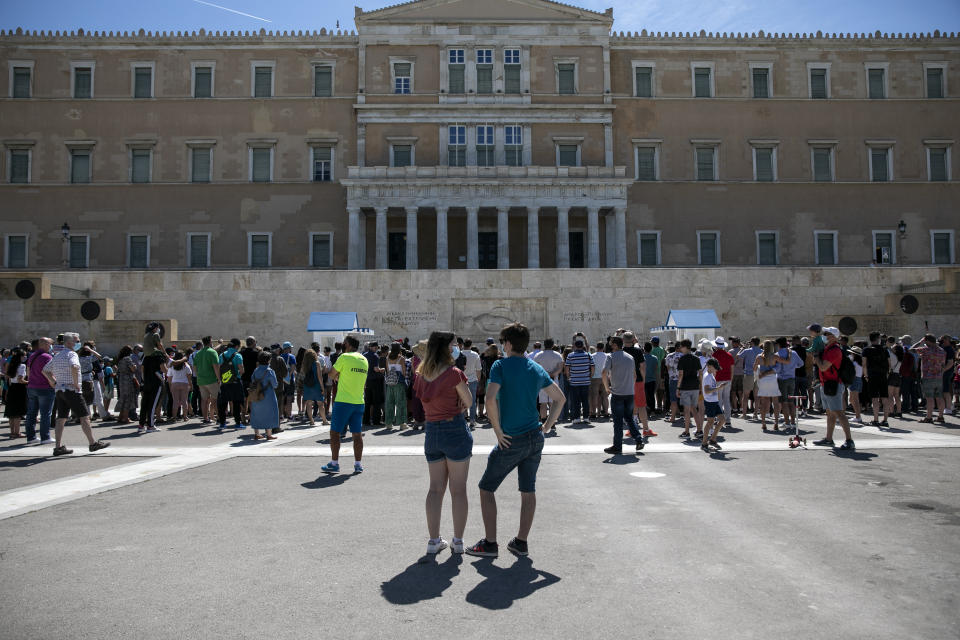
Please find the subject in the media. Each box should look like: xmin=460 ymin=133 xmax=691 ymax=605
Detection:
xmin=557 ymin=62 xmax=576 ymax=95
xmin=633 ymin=63 xmax=654 ymax=97
xmin=635 ymin=145 xmax=658 ymax=181
xmin=757 ymin=231 xmax=779 ymax=265
xmin=132 ymin=63 xmax=154 ymax=98
xmin=931 ymin=230 xmax=955 ymax=265
xmin=253 ymin=63 xmax=274 ymax=98
xmin=504 ymin=49 xmax=521 ymax=94
xmin=188 ymin=233 xmax=210 ymax=268
xmin=752 ymin=145 xmax=777 ymax=182
xmin=505 ymin=125 xmax=523 ymax=166
xmin=72 ymin=63 xmax=94 ymax=99
xmin=476 ymin=125 xmax=494 ymax=167
xmin=691 ymin=63 xmax=714 ymax=97
xmin=388 ymin=232 xmax=407 ymax=270
xmin=69 ymin=235 xmax=89 ymax=268
xmin=250 ymin=147 xmax=273 ymax=182
xmin=810 ymin=145 xmax=835 ymax=182
xmin=314 ymin=64 xmax=333 ymax=97
xmin=191 ymin=147 xmax=212 ymax=183
xmin=865 ymin=63 xmax=889 ymax=99
xmin=393 ymin=62 xmax=412 ymax=94
xmin=697 ymin=231 xmax=719 ymax=265
xmin=808 ymin=64 xmax=830 ymax=99
xmin=750 ymin=63 xmax=772 ymax=98
xmin=868 ymin=145 xmax=893 ymax=182
xmin=310 ymin=232 xmax=333 ymax=268
xmin=637 ymin=231 xmax=660 ymax=266
xmin=815 ymin=231 xmax=838 ymax=265
xmin=192 ymin=64 xmax=214 ymax=98
xmin=926 ymin=144 xmax=950 ymax=182
xmin=128 ymin=234 xmax=149 ymax=268
xmin=248 ymin=233 xmax=272 ymax=268
xmin=476 ymin=49 xmax=493 ymax=94
xmin=391 ymin=144 xmax=413 ymax=168
xmin=448 ymin=125 xmax=466 ymax=167
xmin=11 ymin=65 xmax=31 ymax=98
xmin=70 ymin=149 xmax=91 ymax=184
xmin=924 ymin=62 xmax=947 ymax=98
xmin=448 ymin=49 xmax=465 ymax=93
xmin=8 ymin=149 xmax=30 ymax=184
xmin=557 ymin=144 xmax=579 ymax=167
xmin=131 ymin=148 xmax=151 ymax=183
xmin=5 ymin=235 xmax=27 ymax=268
xmin=695 ymin=146 xmax=717 ymax=181
xmin=312 ymin=146 xmax=332 ymax=181
xmin=873 ymin=230 xmax=895 ymax=264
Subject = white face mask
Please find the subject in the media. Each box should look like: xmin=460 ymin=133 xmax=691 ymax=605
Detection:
xmin=452 ymin=346 xmax=461 ymax=360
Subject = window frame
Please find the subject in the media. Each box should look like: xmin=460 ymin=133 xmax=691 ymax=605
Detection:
xmin=475 ymin=48 xmax=494 ymax=95
xmin=504 ymin=125 xmax=524 ymax=166
xmin=631 ymin=60 xmax=656 ymax=98
xmin=7 ymin=146 xmax=32 ymax=184
xmin=692 ymin=141 xmax=720 ymax=181
xmin=814 ymin=230 xmax=839 ymax=266
xmin=250 ymin=60 xmax=276 ymax=98
xmin=866 ymin=142 xmax=895 ymax=183
xmin=636 ymin=230 xmax=662 ymax=266
xmin=129 ymin=145 xmax=153 ymax=184
xmin=922 ymin=62 xmax=948 ymax=98
xmin=806 ymin=62 xmax=832 ymax=99
xmin=247 ymin=232 xmax=273 ymax=268
xmin=924 ymin=142 xmax=952 ymax=182
xmin=8 ymin=60 xmax=34 ymax=98
xmin=388 ymin=138 xmax=416 ymax=168
xmin=447 ymin=124 xmax=467 ymax=167
xmin=309 ymin=231 xmax=334 ymax=269
xmin=554 ymin=57 xmax=579 ymax=95
xmin=186 ymin=232 xmax=211 ymax=268
xmin=864 ymin=62 xmax=890 ymax=99
xmin=130 ymin=61 xmax=155 ymax=98
xmin=187 ymin=141 xmax=215 ymax=183
xmin=390 ymin=57 xmax=414 ymax=95
xmin=554 ymin=138 xmax=583 ymax=168
xmin=756 ymin=230 xmax=780 ymax=266
xmin=475 ymin=124 xmax=495 ymax=167
xmin=503 ymin=48 xmax=522 ymax=94
xmin=4 ymin=233 xmax=29 ymax=269
xmin=67 ymin=143 xmax=94 ymax=184
xmin=247 ymin=142 xmax=276 ymax=183
xmin=70 ymin=61 xmax=95 ymax=99
xmin=310 ymin=144 xmax=335 ymax=182
xmin=871 ymin=229 xmax=896 ymax=265
xmin=809 ymin=142 xmax=837 ymax=182
xmin=750 ymin=141 xmax=779 ymax=182
xmin=190 ymin=61 xmax=216 ymax=98
xmin=633 ymin=140 xmax=661 ymax=181
xmin=126 ymin=233 xmax=151 ymax=269
xmin=690 ymin=61 xmax=715 ymax=98
xmin=68 ymin=234 xmax=90 ymax=269
xmin=696 ymin=230 xmax=721 ymax=266
xmin=748 ymin=62 xmax=773 ymax=98
xmin=312 ymin=61 xmax=336 ymax=97
xmin=930 ymin=229 xmax=956 ymax=265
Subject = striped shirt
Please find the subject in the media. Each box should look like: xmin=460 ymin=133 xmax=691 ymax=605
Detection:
xmin=565 ymin=350 xmax=594 ymax=386
xmin=42 ymin=348 xmax=81 ymax=392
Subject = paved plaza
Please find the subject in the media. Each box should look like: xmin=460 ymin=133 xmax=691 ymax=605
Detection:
xmin=1 ymin=411 xmax=958 ymax=639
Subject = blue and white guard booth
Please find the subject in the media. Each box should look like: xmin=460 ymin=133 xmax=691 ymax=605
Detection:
xmin=306 ymin=312 xmax=373 ymax=348
xmin=649 ymin=309 xmax=722 ymax=346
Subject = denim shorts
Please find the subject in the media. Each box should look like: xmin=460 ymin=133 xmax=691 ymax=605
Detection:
xmin=678 ymin=389 xmax=699 ymax=408
xmin=849 ymin=377 xmax=863 ymax=393
xmin=478 ymin=428 xmax=545 ymax=494
xmin=668 ymin=379 xmax=678 ymax=404
xmin=424 ymin=414 xmax=473 ymax=463
xmin=822 ymin=383 xmax=846 ymax=412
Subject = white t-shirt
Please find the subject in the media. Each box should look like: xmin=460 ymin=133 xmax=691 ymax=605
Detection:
xmin=15 ymin=363 xmax=26 ymax=382
xmin=852 ymin=357 xmax=863 ymax=379
xmin=533 ymin=350 xmax=564 ymax=380
xmin=169 ymin=363 xmax=192 ymax=385
xmin=702 ymin=372 xmax=719 ymax=402
xmin=462 ymin=349 xmax=482 ymax=383
xmin=591 ymin=351 xmax=608 ymax=379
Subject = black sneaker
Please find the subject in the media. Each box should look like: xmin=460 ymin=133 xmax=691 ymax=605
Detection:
xmin=635 ymin=438 xmax=645 ymax=452
xmin=52 ymin=446 xmax=73 ymax=456
xmin=507 ymin=537 xmax=529 ymax=556
xmin=465 ymin=538 xmax=499 ymax=558
xmin=880 ymin=420 xmax=889 ymax=427
xmin=603 ymin=445 xmax=622 ymax=455
xmin=812 ymin=438 xmax=835 ymax=447
xmin=89 ymin=441 xmax=111 ymax=453
xmin=839 ymin=440 xmax=855 ymax=450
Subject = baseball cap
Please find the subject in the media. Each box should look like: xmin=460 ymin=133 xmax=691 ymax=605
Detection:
xmin=823 ymin=327 xmax=840 ymax=338
xmin=486 ymin=338 xmax=495 ymax=345
xmin=651 ymin=336 xmax=660 ymax=343
xmin=574 ymin=339 xmax=584 ymax=347
xmin=899 ymin=335 xmax=911 ymax=343
xmin=270 ymin=343 xmax=281 ymax=350
xmin=282 ymin=341 xmax=293 ymax=349
xmin=807 ymin=323 xmax=822 ymax=332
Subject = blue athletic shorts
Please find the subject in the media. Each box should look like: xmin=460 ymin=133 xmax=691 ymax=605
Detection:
xmin=330 ymin=401 xmax=364 ymax=434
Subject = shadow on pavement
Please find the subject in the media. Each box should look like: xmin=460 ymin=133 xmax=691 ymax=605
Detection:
xmin=465 ymin=556 xmax=560 ymax=610
xmin=829 ymin=450 xmax=879 ymax=462
xmin=380 ymin=554 xmax=463 ymax=604
xmin=301 ymin=473 xmax=355 ymax=489
xmin=0 ymin=456 xmax=57 ymax=468
xmin=602 ymin=454 xmax=641 ymax=464
xmin=562 ymin=422 xmax=595 ymax=430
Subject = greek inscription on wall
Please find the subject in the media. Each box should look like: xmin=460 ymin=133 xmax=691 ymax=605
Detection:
xmin=378 ymin=311 xmax=441 ymax=327
xmin=562 ymin=311 xmax=615 ymax=323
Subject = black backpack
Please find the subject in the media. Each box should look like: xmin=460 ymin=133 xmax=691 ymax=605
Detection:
xmin=220 ymin=352 xmax=239 ymax=384
xmin=838 ymin=355 xmax=856 ymax=386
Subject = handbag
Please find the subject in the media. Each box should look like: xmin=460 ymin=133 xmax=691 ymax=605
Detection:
xmin=248 ymin=371 xmax=265 ymax=403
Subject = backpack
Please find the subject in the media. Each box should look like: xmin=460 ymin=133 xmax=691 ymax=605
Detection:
xmin=838 ymin=355 xmax=856 ymax=386
xmin=221 ymin=352 xmax=239 ymax=384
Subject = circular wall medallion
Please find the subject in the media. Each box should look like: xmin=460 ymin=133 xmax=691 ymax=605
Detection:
xmin=80 ymin=301 xmax=101 ymax=321
xmin=14 ymin=280 xmax=36 ymax=299
xmin=838 ymin=316 xmax=858 ymax=336
xmin=899 ymin=295 xmax=919 ymax=315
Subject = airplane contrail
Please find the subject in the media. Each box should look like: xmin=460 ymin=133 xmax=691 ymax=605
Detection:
xmin=192 ymin=0 xmax=272 ymax=22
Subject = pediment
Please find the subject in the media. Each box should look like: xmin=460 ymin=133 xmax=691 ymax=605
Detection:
xmin=356 ymin=0 xmax=613 ymax=24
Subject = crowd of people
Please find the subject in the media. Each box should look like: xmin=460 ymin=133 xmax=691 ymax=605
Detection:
xmin=1 ymin=321 xmax=958 ymax=555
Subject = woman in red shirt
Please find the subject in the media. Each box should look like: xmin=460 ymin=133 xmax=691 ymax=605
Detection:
xmin=413 ymin=331 xmax=474 ymax=556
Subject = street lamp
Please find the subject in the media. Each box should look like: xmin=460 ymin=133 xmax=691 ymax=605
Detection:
xmin=898 ymin=220 xmax=906 ymax=236
xmin=61 ymin=222 xmax=71 ymax=268
xmin=897 ymin=220 xmax=907 ymax=265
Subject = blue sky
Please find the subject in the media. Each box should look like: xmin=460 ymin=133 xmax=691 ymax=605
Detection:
xmin=2 ymin=0 xmax=958 ymax=35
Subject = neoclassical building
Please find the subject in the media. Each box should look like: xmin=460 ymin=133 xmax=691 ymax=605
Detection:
xmin=1 ymin=0 xmax=958 ymax=273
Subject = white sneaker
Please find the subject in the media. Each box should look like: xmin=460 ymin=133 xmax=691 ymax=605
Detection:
xmin=427 ymin=538 xmax=449 ymax=554
xmin=354 ymin=461 xmax=363 ymax=473
xmin=27 ymin=437 xmax=41 ymax=445
xmin=451 ymin=538 xmax=464 ymax=554
xmin=137 ymin=427 xmax=146 ymax=434
xmin=39 ymin=438 xmax=55 ymax=445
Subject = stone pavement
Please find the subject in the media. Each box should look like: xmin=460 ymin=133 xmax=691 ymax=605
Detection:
xmin=0 ymin=410 xmax=958 ymax=639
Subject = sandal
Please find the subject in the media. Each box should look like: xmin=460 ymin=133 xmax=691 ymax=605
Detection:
xmin=679 ymin=432 xmax=690 ymax=438
xmin=920 ymin=418 xmax=934 ymax=423
xmin=935 ymin=417 xmax=946 ymax=424
xmin=254 ymin=434 xmax=264 ymax=441
xmin=265 ymin=434 xmax=278 ymax=440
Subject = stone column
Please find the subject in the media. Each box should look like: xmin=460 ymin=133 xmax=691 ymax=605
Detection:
xmin=527 ymin=208 xmax=540 ymax=269
xmin=466 ymin=206 xmax=479 ymax=269
xmin=497 ymin=207 xmax=509 ymax=269
xmin=587 ymin=206 xmax=600 ymax=268
xmin=375 ymin=206 xmax=388 ymax=270
xmin=605 ymin=211 xmax=616 ymax=268
xmin=556 ymin=207 xmax=570 ymax=269
xmin=358 ymin=211 xmax=367 ymax=268
xmin=436 ymin=208 xmax=448 ymax=270
xmin=347 ymin=207 xmax=361 ymax=270
xmin=405 ymin=207 xmax=418 ymax=270
xmin=615 ymin=207 xmax=627 ymax=268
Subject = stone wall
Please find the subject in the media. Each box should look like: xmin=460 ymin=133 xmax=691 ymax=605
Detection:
xmin=2 ymin=267 xmax=957 ymax=353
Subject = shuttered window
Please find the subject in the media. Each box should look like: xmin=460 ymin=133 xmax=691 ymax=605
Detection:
xmin=755 ymin=148 xmax=774 ymax=182
xmin=69 ymin=236 xmax=88 ymax=268
xmin=12 ymin=67 xmax=31 ymax=98
xmin=926 ymin=68 xmax=944 ymax=98
xmin=929 ymin=148 xmax=947 ymax=181
xmin=250 ymin=235 xmax=270 ymax=267
xmin=189 ymin=235 xmax=209 ymax=267
xmin=448 ymin=50 xmax=465 ymax=93
xmin=694 ymin=67 xmax=711 ymax=97
xmin=810 ymin=68 xmax=827 ymax=99
xmin=131 ymin=149 xmax=151 ymax=183
xmin=74 ymin=67 xmax=92 ymax=98
xmin=194 ymin=67 xmax=212 ymax=98
xmin=874 ymin=232 xmax=894 ymax=264
xmin=191 ymin=148 xmax=211 ymax=183
xmin=505 ymin=125 xmax=522 ymax=167
xmin=638 ymin=233 xmax=659 ymax=266
xmin=251 ymin=148 xmax=271 ymax=182
xmin=558 ymin=144 xmax=578 ymax=167
xmin=71 ymin=150 xmax=91 ymax=184
xmin=314 ymin=65 xmax=332 ymax=97
xmin=752 ymin=68 xmax=769 ymax=98
xmin=868 ymin=68 xmax=885 ymax=99
xmin=504 ymin=49 xmax=521 ymax=94
xmin=699 ymin=233 xmax=718 ymax=265
xmin=7 ymin=236 xmax=27 ymax=268
xmin=476 ymin=126 xmax=494 ymax=167
xmin=394 ymin=63 xmax=411 ymax=94
xmin=392 ymin=145 xmax=412 ymax=168
xmin=557 ymin=63 xmax=575 ymax=95
xmin=312 ymin=146 xmax=332 ymax=181
xmin=134 ymin=67 xmax=152 ymax=98
xmin=758 ymin=233 xmax=778 ymax=265
xmin=311 ymin=234 xmax=332 ymax=268
xmin=254 ymin=66 xmax=272 ymax=97
xmin=448 ymin=126 xmax=466 ymax=167
xmin=816 ymin=233 xmax=836 ymax=265
xmin=813 ymin=148 xmax=833 ymax=182
xmin=129 ymin=235 xmax=148 ymax=268
xmin=871 ymin=149 xmax=890 ymax=182
xmin=933 ymin=233 xmax=953 ymax=264
xmin=696 ymin=148 xmax=715 ymax=181
xmin=9 ymin=150 xmax=29 ymax=183
xmin=635 ymin=67 xmax=652 ymax=97
xmin=636 ymin=147 xmax=656 ymax=181
xmin=476 ymin=49 xmax=493 ymax=94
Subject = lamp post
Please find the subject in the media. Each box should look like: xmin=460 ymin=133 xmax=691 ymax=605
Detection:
xmin=897 ymin=220 xmax=906 ymax=265
xmin=61 ymin=222 xmax=70 ymax=268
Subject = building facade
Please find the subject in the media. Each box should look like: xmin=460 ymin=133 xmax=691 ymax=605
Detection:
xmin=1 ymin=0 xmax=958 ymax=274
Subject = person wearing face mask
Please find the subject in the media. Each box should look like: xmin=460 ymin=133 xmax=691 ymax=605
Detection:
xmin=362 ymin=342 xmax=385 ymax=427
